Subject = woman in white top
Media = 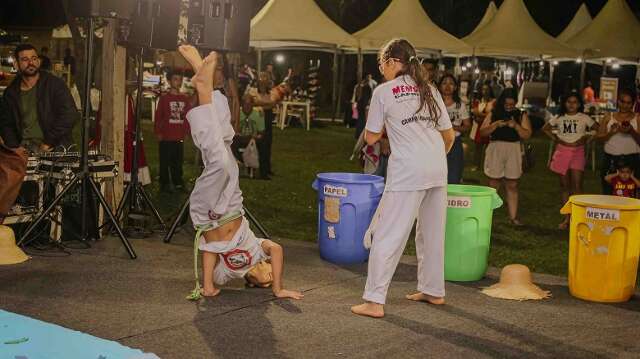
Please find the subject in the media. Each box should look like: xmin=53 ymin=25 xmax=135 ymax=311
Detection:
xmin=351 ymin=39 xmax=455 ymax=318
xmin=595 ymin=88 xmax=640 ymax=194
xmin=438 ymin=73 xmax=471 ymax=184
xmin=543 ymin=92 xmax=597 ymax=229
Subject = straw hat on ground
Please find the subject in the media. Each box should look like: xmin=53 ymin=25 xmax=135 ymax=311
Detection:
xmin=481 ymin=264 xmax=551 ymax=301
xmin=0 ymin=225 xmax=29 ymax=265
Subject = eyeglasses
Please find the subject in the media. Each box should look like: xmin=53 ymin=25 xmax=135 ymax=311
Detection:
xmin=378 ymin=57 xmax=399 ymax=74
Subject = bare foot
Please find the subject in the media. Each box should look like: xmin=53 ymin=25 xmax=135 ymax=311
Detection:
xmin=202 ymin=287 xmax=221 ymax=297
xmin=193 ymin=51 xmax=218 ymax=104
xmin=406 ymin=292 xmax=445 ymax=305
xmin=178 ymin=45 xmax=203 ymax=72
xmin=273 ymin=289 xmax=304 ymax=300
xmin=351 ymin=302 xmax=384 ymax=318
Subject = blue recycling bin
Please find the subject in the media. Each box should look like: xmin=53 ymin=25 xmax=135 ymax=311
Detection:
xmin=312 ymin=173 xmax=384 ymax=264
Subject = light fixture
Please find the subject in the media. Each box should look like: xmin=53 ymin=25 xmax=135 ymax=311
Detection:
xmin=552 ymin=60 xmax=559 ymax=66
xmin=156 ymin=60 xmax=163 ymax=67
xmin=539 ymin=60 xmax=545 ymax=66
xmin=612 ymin=63 xmax=621 ymax=70
xmin=576 ymin=57 xmax=583 ymax=64
xmin=466 ymin=60 xmax=472 ymax=68
xmin=461 ymin=65 xmax=467 ymax=72
xmin=606 ymin=58 xmax=613 ymax=64
xmin=474 ymin=68 xmax=480 ymax=74
xmin=275 ymin=54 xmax=285 ymax=64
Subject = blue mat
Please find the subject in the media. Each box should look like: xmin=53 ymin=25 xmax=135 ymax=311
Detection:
xmin=0 ymin=310 xmax=158 ymax=359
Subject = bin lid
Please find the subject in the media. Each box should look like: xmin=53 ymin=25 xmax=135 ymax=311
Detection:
xmin=447 ymin=184 xmax=498 ymax=197
xmin=316 ymin=173 xmax=384 ymax=184
xmin=568 ymin=195 xmax=640 ymax=210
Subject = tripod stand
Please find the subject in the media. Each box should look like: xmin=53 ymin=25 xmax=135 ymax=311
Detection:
xmin=18 ymin=17 xmax=136 ymax=259
xmin=163 ymin=195 xmax=270 ymax=243
xmin=113 ymin=47 xmax=165 ymax=236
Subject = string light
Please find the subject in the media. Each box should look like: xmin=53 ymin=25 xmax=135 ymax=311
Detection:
xmin=465 ymin=60 xmax=472 ymax=68
xmin=606 ymin=58 xmax=613 ymax=64
xmin=612 ymin=63 xmax=620 ymax=70
xmin=539 ymin=60 xmax=545 ymax=66
xmin=275 ymin=54 xmax=285 ymax=64
xmin=461 ymin=65 xmax=467 ymax=72
xmin=552 ymin=60 xmax=559 ymax=66
xmin=576 ymin=57 xmax=583 ymax=64
xmin=474 ymin=68 xmax=480 ymax=74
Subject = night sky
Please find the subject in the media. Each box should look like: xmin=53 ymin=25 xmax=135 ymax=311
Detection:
xmin=2 ymin=0 xmax=640 ymax=40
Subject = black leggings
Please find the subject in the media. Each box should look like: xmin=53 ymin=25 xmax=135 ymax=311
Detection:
xmin=600 ymin=152 xmax=640 ymax=194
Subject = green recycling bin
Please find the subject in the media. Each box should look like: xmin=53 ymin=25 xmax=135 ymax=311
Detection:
xmin=444 ymin=185 xmax=503 ymax=281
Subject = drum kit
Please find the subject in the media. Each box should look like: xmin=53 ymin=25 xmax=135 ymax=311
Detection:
xmin=6 ymin=151 xmax=118 ymax=242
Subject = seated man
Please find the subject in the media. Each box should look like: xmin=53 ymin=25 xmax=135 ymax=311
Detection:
xmin=1 ymin=44 xmax=77 ymax=153
xmin=179 ymin=45 xmax=303 ymax=300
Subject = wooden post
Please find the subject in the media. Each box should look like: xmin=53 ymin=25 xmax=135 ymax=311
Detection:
xmin=357 ymin=47 xmax=363 ymax=82
xmin=100 ymin=19 xmax=126 ymax=210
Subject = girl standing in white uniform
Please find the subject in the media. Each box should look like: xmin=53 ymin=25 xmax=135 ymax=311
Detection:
xmin=351 ymin=39 xmax=455 ymax=318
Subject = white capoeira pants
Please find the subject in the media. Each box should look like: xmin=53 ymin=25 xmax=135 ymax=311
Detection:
xmin=363 ymin=186 xmax=447 ymax=304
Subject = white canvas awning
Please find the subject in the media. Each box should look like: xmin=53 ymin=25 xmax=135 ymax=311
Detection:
xmin=353 ymin=0 xmax=472 ymax=55
xmin=468 ymin=1 xmax=497 ymax=37
xmin=250 ymin=0 xmax=357 ymax=51
xmin=462 ymin=0 xmax=579 ymax=59
xmin=567 ymin=0 xmax=640 ymax=61
xmin=556 ymin=4 xmax=592 ymax=43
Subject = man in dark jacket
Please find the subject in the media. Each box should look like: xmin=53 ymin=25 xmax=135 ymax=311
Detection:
xmin=0 ymin=44 xmax=77 ymax=152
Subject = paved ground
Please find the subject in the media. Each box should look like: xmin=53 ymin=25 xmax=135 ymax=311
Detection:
xmin=1 ymin=227 xmax=639 ymax=359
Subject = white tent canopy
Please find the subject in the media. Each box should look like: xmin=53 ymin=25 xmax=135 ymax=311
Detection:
xmin=556 ymin=3 xmax=592 ymax=43
xmin=250 ymin=0 xmax=357 ymax=50
xmin=462 ymin=0 xmax=578 ymax=59
xmin=353 ymin=0 xmax=472 ymax=55
xmin=468 ymin=1 xmax=497 ymax=37
xmin=567 ymin=0 xmax=640 ymax=61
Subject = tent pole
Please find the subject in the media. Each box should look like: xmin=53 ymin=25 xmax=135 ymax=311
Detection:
xmin=357 ymin=48 xmax=363 ymax=82
xmin=332 ymin=47 xmax=339 ymax=122
xmin=257 ymin=48 xmax=262 ymax=72
xmin=579 ymin=52 xmax=586 ymax=90
xmin=547 ymin=61 xmax=554 ymax=106
xmin=334 ymin=52 xmax=345 ymax=124
xmin=602 ymin=60 xmax=607 ymax=76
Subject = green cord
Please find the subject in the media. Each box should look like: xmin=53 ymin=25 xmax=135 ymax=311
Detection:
xmin=186 ymin=225 xmax=213 ymax=301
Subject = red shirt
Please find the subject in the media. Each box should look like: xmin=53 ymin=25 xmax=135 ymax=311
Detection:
xmin=154 ymin=93 xmax=191 ymax=141
xmin=611 ymin=176 xmax=637 ymax=198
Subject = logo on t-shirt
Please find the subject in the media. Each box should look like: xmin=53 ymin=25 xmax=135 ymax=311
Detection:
xmin=561 ymin=119 xmax=579 ymax=134
xmin=391 ymin=85 xmax=419 ymax=102
xmin=221 ymin=249 xmax=253 ymax=270
xmin=401 ymin=114 xmax=432 ymax=126
xmin=169 ymin=101 xmax=186 ymax=124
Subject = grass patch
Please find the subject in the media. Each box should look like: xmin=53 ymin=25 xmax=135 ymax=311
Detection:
xmin=140 ymin=120 xmax=602 ymax=276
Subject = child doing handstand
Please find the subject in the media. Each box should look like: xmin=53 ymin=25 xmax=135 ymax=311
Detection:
xmin=179 ymin=46 xmax=303 ymax=300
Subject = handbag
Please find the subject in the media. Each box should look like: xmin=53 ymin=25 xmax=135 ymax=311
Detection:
xmin=242 ymin=138 xmax=260 ymax=169
xmin=0 ymin=141 xmax=28 ymax=219
xmin=521 ymin=142 xmax=535 ymax=173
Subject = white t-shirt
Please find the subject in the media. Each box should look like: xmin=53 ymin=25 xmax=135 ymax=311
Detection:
xmin=446 ymin=102 xmax=470 ymax=137
xmin=365 ymin=75 xmax=452 ymax=191
xmin=548 ymin=113 xmax=595 ymax=144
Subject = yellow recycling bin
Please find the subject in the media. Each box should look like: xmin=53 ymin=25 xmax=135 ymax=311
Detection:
xmin=561 ymin=195 xmax=640 ymax=303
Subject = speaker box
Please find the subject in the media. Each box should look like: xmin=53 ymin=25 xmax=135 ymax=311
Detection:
xmin=125 ymin=0 xmax=181 ymax=50
xmin=67 ymin=0 xmax=132 ymax=19
xmin=187 ymin=0 xmax=250 ymax=53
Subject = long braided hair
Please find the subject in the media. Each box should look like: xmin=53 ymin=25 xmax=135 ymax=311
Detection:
xmin=379 ymin=38 xmax=441 ymax=124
